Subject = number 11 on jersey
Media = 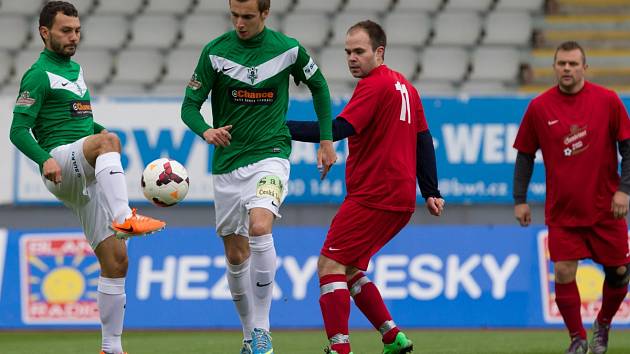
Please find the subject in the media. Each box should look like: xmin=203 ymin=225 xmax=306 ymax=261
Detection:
xmin=395 ymin=81 xmax=411 ymax=124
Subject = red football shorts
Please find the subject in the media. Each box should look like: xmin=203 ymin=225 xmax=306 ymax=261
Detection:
xmin=321 ymin=198 xmax=413 ymax=271
xmin=548 ymin=218 xmax=630 ymax=266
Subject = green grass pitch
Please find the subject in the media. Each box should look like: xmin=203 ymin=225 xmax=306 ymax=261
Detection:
xmin=2 ymin=329 xmax=630 ymax=353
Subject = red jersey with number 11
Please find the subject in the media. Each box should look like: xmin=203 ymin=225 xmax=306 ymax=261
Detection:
xmin=338 ymin=65 xmax=428 ymax=212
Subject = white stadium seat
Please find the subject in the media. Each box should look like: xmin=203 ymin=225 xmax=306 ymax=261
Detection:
xmin=143 ymin=0 xmax=193 ymax=15
xmin=81 ymin=16 xmax=129 ymax=50
xmin=318 ymin=46 xmax=351 ymax=82
xmin=496 ymin=0 xmax=545 ymax=12
xmin=269 ymin=0 xmax=294 ymax=14
xmin=344 ymin=0 xmax=392 ymax=13
xmin=444 ymin=0 xmax=493 ymax=12
xmin=283 ymin=12 xmax=329 ymax=47
xmin=10 ymin=49 xmax=42 ymax=84
xmin=73 ymin=0 xmax=95 ymax=16
xmin=292 ymin=0 xmax=343 ymax=13
xmin=73 ymin=49 xmax=114 ymax=86
xmin=0 ymin=50 xmax=12 ymax=83
xmin=92 ymin=0 xmax=144 ymax=16
xmin=384 ymin=46 xmax=419 ymax=79
xmin=329 ymin=12 xmax=379 ymax=45
xmin=0 ymin=16 xmax=29 ymax=50
xmin=180 ymin=14 xmax=230 ymax=48
xmin=0 ymin=0 xmax=43 ymax=16
xmin=413 ymin=80 xmax=457 ymax=96
xmin=128 ymin=15 xmax=179 ymax=49
xmin=162 ymin=49 xmax=200 ymax=84
xmin=111 ymin=49 xmax=163 ymax=86
xmin=151 ymin=83 xmax=187 ymax=96
xmin=394 ymin=0 xmax=443 ymax=12
xmin=99 ymin=82 xmax=148 ymax=96
xmin=384 ymin=12 xmax=431 ymax=47
xmin=432 ymin=11 xmax=482 ymax=46
xmin=460 ymin=80 xmax=509 ymax=95
xmin=483 ymin=12 xmax=533 ymax=46
xmin=469 ymin=46 xmax=521 ymax=82
xmin=419 ymin=46 xmax=469 ymax=82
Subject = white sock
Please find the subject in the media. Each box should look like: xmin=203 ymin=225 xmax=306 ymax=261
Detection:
xmin=95 ymin=152 xmax=132 ymax=224
xmin=227 ymin=258 xmax=254 ymax=340
xmin=249 ymin=234 xmax=276 ymax=331
xmin=97 ymin=276 xmax=126 ymax=354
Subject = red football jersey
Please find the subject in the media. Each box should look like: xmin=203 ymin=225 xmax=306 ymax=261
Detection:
xmin=513 ymin=81 xmax=630 ymax=226
xmin=339 ymin=65 xmax=428 ymax=212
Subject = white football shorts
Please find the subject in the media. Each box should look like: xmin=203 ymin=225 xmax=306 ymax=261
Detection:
xmin=213 ymin=157 xmax=290 ymax=237
xmin=42 ymin=137 xmax=116 ymax=250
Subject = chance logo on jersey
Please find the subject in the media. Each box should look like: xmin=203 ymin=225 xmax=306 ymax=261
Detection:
xmin=70 ymin=101 xmax=92 ymax=118
xmin=229 ymin=87 xmax=276 ymax=105
xmin=563 ymin=124 xmax=589 ymax=157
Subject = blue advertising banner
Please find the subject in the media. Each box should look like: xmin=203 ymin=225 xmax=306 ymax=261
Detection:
xmin=1 ymin=226 xmax=628 ymax=329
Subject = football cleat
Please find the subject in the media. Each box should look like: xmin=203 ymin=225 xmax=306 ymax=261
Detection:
xmin=565 ymin=336 xmax=588 ymax=354
xmin=111 ymin=208 xmax=166 ymax=238
xmin=589 ymin=321 xmax=610 ymax=354
xmin=240 ymin=339 xmax=253 ymax=354
xmin=323 ymin=347 xmax=353 ymax=354
xmin=251 ymin=328 xmax=273 ymax=354
xmin=383 ymin=331 xmax=413 ymax=354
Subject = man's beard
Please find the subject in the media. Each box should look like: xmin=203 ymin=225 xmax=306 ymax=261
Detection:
xmin=50 ymin=36 xmax=76 ymax=57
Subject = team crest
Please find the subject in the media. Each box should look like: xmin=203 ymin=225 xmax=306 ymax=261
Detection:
xmin=20 ymin=234 xmax=100 ymax=324
xmin=247 ymin=67 xmax=258 ymax=84
xmin=15 ymin=91 xmax=36 ymax=107
xmin=537 ymin=230 xmax=630 ymax=323
xmin=187 ymin=73 xmax=202 ymax=90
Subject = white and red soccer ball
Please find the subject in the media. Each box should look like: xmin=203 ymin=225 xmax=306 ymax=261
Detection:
xmin=141 ymin=158 xmax=189 ymax=207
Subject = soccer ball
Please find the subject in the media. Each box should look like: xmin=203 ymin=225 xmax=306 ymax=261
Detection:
xmin=141 ymin=158 xmax=189 ymax=207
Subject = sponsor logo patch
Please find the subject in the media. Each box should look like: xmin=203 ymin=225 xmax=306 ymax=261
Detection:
xmin=15 ymin=91 xmax=36 ymax=107
xmin=256 ymin=175 xmax=283 ymax=204
xmin=20 ymin=234 xmax=100 ymax=324
xmin=187 ymin=73 xmax=202 ymax=90
xmin=70 ymin=100 xmax=92 ymax=118
xmin=229 ymin=87 xmax=277 ymax=105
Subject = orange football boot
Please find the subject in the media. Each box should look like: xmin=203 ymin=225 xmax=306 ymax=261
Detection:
xmin=111 ymin=208 xmax=166 ymax=238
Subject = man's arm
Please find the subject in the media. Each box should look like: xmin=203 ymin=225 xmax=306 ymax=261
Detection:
xmin=612 ymin=139 xmax=630 ymax=218
xmin=287 ymin=118 xmax=355 ymax=142
xmin=513 ymin=151 xmax=535 ymax=226
xmin=416 ymin=130 xmax=441 ymax=199
xmin=93 ymin=121 xmax=106 ymax=134
xmin=9 ymin=112 xmax=51 ymax=169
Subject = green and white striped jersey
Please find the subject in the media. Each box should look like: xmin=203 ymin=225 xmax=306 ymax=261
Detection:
xmin=182 ymin=27 xmax=333 ymax=174
xmin=11 ymin=49 xmax=101 ymax=167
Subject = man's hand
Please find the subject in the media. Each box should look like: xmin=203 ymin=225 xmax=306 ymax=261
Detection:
xmin=43 ymin=157 xmax=62 ymax=184
xmin=426 ymin=197 xmax=445 ymax=216
xmin=611 ymin=190 xmax=629 ymax=219
xmin=317 ymin=140 xmax=336 ymax=180
xmin=203 ymin=125 xmax=233 ymax=147
xmin=515 ymin=203 xmax=531 ymax=226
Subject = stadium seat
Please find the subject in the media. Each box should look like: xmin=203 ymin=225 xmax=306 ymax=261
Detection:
xmin=143 ymin=0 xmax=193 ymax=15
xmin=393 ymin=0 xmax=443 ymax=13
xmin=92 ymin=0 xmax=144 ymax=16
xmin=81 ymin=16 xmax=129 ymax=50
xmin=444 ymin=0 xmax=493 ymax=12
xmin=99 ymin=82 xmax=148 ymax=96
xmin=162 ymin=48 xmax=200 ymax=84
xmin=74 ymin=0 xmax=96 ymax=16
xmin=318 ymin=46 xmax=351 ymax=82
xmin=195 ymin=0 xmax=291 ymax=13
xmin=0 ymin=0 xmax=43 ymax=16
xmin=73 ymin=49 xmax=113 ymax=86
xmin=270 ymin=0 xmax=293 ymax=14
xmin=10 ymin=49 xmax=42 ymax=84
xmin=469 ymin=46 xmax=521 ymax=82
xmin=1 ymin=82 xmax=20 ymax=96
xmin=0 ymin=50 xmax=12 ymax=83
xmin=344 ymin=0 xmax=392 ymax=13
xmin=418 ymin=46 xmax=469 ymax=82
xmin=283 ymin=12 xmax=330 ymax=47
xmin=180 ymin=14 xmax=230 ymax=48
xmin=292 ymin=0 xmax=343 ymax=13
xmin=384 ymin=46 xmax=419 ymax=79
xmin=329 ymin=12 xmax=379 ymax=45
xmin=111 ymin=49 xmax=163 ymax=86
xmin=326 ymin=81 xmax=355 ymax=98
xmin=431 ymin=11 xmax=482 ymax=46
xmin=413 ymin=80 xmax=458 ymax=96
xmin=151 ymin=83 xmax=186 ymax=96
xmin=265 ymin=14 xmax=282 ymax=31
xmin=483 ymin=12 xmax=533 ymax=46
xmin=0 ymin=16 xmax=29 ymax=50
xmin=128 ymin=15 xmax=179 ymax=49
xmin=384 ymin=12 xmax=431 ymax=47
xmin=495 ymin=0 xmax=545 ymax=12
xmin=459 ymin=80 xmax=508 ymax=95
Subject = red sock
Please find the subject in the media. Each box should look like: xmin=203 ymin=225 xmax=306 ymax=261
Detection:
xmin=319 ymin=274 xmax=351 ymax=354
xmin=555 ymin=281 xmax=586 ymax=339
xmin=597 ymin=281 xmax=629 ymax=325
xmin=348 ymin=272 xmax=399 ymax=344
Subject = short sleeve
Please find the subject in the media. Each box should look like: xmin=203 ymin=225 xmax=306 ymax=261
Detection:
xmin=513 ymin=101 xmax=540 ymax=154
xmin=13 ymin=68 xmax=48 ymax=117
xmin=338 ymin=80 xmax=379 ymax=134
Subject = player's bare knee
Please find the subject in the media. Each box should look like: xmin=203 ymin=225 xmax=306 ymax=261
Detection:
xmin=604 ymin=264 xmax=630 ymax=288
xmin=225 ymin=247 xmax=249 ymax=265
xmin=249 ymin=221 xmax=271 ymax=236
xmin=97 ymin=132 xmax=121 ymax=154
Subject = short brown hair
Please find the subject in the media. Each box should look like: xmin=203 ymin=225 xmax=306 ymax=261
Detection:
xmin=554 ymin=41 xmax=586 ymax=64
xmin=348 ymin=20 xmax=387 ymax=52
xmin=39 ymin=1 xmax=78 ymax=42
xmin=230 ymin=0 xmax=270 ymax=12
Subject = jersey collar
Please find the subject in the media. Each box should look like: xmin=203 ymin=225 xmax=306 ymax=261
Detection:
xmin=42 ymin=48 xmax=71 ymax=65
xmin=234 ymin=26 xmax=268 ymax=48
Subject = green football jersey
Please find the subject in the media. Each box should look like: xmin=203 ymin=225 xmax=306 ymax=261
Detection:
xmin=11 ymin=49 xmax=98 ymax=167
xmin=181 ymin=27 xmax=333 ymax=174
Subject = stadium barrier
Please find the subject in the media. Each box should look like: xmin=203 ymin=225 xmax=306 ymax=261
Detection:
xmin=1 ymin=226 xmax=628 ymax=329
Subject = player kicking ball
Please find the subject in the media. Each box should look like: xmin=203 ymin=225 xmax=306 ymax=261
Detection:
xmin=9 ymin=2 xmax=166 ymax=353
xmin=288 ymin=20 xmax=444 ymax=354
